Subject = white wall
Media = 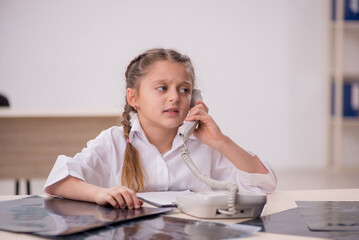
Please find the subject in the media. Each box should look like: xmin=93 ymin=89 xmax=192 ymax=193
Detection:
xmin=0 ymin=0 xmax=329 ymax=170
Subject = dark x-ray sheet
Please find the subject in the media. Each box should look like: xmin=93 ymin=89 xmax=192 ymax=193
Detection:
xmin=0 ymin=195 xmax=172 ymax=236
xmin=241 ymin=207 xmax=359 ymax=240
xmin=47 ymin=215 xmax=261 ymax=240
xmin=296 ymin=201 xmax=359 ymax=231
xmin=0 ymin=195 xmax=261 ymax=239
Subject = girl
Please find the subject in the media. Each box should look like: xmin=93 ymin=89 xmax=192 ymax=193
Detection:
xmin=45 ymin=48 xmax=277 ymax=210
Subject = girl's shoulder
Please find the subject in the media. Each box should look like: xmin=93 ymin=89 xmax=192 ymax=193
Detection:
xmin=89 ymin=125 xmax=125 ymax=145
xmin=100 ymin=125 xmax=124 ymax=135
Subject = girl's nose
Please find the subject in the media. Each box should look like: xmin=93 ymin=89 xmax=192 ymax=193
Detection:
xmin=168 ymin=89 xmax=179 ymax=102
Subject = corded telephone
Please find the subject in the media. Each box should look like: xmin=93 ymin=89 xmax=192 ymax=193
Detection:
xmin=176 ymin=89 xmax=267 ymax=219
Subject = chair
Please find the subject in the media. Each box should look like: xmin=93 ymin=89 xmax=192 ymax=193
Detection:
xmin=0 ymin=94 xmax=31 ymax=195
xmin=0 ymin=94 xmax=9 ymax=106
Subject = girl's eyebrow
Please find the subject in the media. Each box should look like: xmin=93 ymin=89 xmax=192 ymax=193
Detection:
xmin=182 ymin=81 xmax=192 ymax=86
xmin=151 ymin=79 xmax=192 ymax=86
xmin=180 ymin=81 xmax=193 ymax=89
xmin=151 ymin=79 xmax=167 ymax=85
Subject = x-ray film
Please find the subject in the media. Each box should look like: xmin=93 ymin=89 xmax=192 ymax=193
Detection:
xmin=296 ymin=201 xmax=359 ymax=231
xmin=0 ymin=195 xmax=172 ymax=236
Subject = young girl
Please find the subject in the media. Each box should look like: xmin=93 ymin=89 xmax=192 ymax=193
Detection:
xmin=45 ymin=48 xmax=277 ymax=210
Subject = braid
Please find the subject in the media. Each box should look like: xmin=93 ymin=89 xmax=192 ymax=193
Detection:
xmin=121 ymin=103 xmax=134 ymax=139
xmin=121 ymin=102 xmax=146 ymax=192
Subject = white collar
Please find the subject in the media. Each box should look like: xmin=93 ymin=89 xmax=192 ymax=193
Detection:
xmin=129 ymin=114 xmax=147 ymax=143
xmin=129 ymin=114 xmax=197 ymax=153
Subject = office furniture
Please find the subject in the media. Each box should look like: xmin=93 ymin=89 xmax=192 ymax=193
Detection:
xmin=0 ymin=108 xmax=121 ymax=194
xmin=0 ymin=188 xmax=358 ymax=239
xmin=0 ymin=94 xmax=10 ymax=107
xmin=330 ymin=0 xmax=359 ymax=168
xmin=0 ymin=95 xmax=23 ymax=194
xmin=0 ymin=96 xmax=30 ymax=194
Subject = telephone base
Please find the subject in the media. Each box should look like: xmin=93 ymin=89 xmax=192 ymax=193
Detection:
xmin=176 ymin=191 xmax=266 ymax=219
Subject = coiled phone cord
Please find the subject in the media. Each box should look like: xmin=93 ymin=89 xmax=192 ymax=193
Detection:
xmin=180 ymin=137 xmax=238 ymax=215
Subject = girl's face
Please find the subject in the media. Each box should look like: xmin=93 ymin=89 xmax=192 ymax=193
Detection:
xmin=129 ymin=60 xmax=193 ymax=133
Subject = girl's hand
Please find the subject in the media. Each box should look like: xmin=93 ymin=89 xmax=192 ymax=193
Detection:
xmin=185 ymin=101 xmax=269 ymax=174
xmin=185 ymin=101 xmax=227 ymax=150
xmin=95 ymin=186 xmax=143 ymax=209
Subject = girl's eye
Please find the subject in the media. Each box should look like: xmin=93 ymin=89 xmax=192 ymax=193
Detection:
xmin=157 ymin=86 xmax=167 ymax=92
xmin=180 ymin=88 xmax=190 ymax=94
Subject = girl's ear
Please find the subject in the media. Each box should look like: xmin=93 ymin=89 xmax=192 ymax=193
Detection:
xmin=126 ymin=88 xmax=138 ymax=108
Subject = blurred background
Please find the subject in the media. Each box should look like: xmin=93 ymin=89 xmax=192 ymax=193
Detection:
xmin=1 ymin=0 xmax=359 ymax=195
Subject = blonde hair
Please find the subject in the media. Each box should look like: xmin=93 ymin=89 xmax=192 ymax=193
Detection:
xmin=121 ymin=48 xmax=195 ymax=192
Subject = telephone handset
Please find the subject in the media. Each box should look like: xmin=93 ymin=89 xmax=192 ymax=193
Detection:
xmin=176 ymin=89 xmax=267 ymax=219
xmin=177 ymin=89 xmax=203 ymax=139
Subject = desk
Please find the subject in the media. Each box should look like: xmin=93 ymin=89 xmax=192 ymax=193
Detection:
xmin=0 ymin=108 xmax=121 ymax=179
xmin=0 ymin=189 xmax=358 ymax=239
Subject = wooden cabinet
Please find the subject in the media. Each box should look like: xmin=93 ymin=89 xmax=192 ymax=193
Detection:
xmin=0 ymin=109 xmax=121 ymax=179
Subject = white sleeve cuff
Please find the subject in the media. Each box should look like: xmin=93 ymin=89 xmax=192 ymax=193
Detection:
xmin=249 ymin=172 xmax=277 ymax=192
xmin=43 ymin=155 xmax=85 ymax=195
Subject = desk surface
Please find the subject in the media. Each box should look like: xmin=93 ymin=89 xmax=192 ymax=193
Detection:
xmin=0 ymin=189 xmax=358 ymax=240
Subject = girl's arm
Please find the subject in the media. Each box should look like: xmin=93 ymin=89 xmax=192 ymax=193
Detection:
xmin=45 ymin=175 xmax=143 ymax=209
xmin=186 ymin=101 xmax=269 ymax=174
xmin=210 ymin=135 xmax=269 ymax=174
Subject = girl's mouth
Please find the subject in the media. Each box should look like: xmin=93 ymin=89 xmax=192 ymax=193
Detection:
xmin=164 ymin=108 xmax=179 ymax=114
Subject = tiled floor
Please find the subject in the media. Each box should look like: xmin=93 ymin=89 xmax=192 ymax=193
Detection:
xmin=1 ymin=168 xmax=359 ymax=195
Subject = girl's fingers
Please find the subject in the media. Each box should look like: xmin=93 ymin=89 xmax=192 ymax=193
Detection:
xmin=195 ymin=101 xmax=209 ymax=112
xmin=112 ymin=192 xmax=126 ymax=208
xmin=113 ymin=187 xmax=141 ymax=209
xmin=128 ymin=190 xmax=142 ymax=209
xmin=191 ymin=114 xmax=211 ymax=123
xmin=186 ymin=107 xmax=208 ymax=121
xmin=97 ymin=186 xmax=142 ymax=209
xmin=191 ymin=102 xmax=208 ymax=116
xmin=121 ymin=193 xmax=134 ymax=209
xmin=105 ymin=195 xmax=119 ymax=208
